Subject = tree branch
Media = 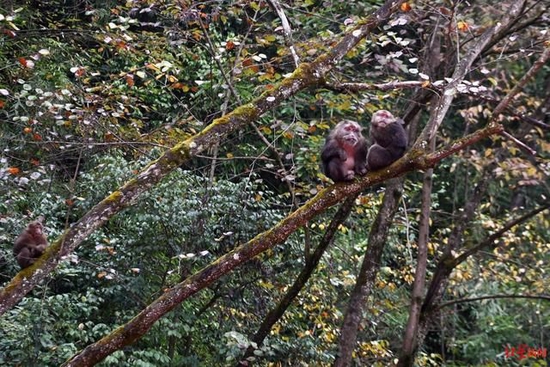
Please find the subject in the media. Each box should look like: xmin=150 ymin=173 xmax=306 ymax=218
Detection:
xmin=454 ymin=202 xmax=550 ymax=264
xmin=492 ymin=47 xmax=550 ymax=118
xmin=438 ymin=293 xmax=550 ymax=309
xmin=267 ymin=0 xmax=300 ymax=67
xmin=322 ymin=79 xmax=430 ymax=92
xmin=419 ymin=0 xmax=526 ymax=142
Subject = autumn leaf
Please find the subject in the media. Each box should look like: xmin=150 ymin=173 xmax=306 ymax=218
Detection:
xmin=8 ymin=167 xmax=20 ymax=175
xmin=146 ymin=63 xmax=160 ymax=72
xmin=18 ymin=57 xmax=34 ymax=68
xmin=125 ymin=74 xmax=135 ymax=87
xmin=457 ymin=21 xmax=469 ymax=32
xmin=115 ymin=40 xmax=127 ymax=50
xmin=2 ymin=29 xmax=16 ymax=37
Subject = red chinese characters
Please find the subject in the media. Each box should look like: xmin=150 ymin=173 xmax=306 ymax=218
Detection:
xmin=505 ymin=344 xmax=547 ymax=360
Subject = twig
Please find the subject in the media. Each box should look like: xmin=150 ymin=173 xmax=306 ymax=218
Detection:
xmin=492 ymin=46 xmax=550 ymax=118
xmin=439 ymin=294 xmax=550 ymax=309
xmin=267 ymin=0 xmax=300 ymax=67
xmin=454 ymin=202 xmax=550 ymax=264
xmin=500 ymin=130 xmax=536 ymax=155
xmin=323 ymin=79 xmax=431 ymax=92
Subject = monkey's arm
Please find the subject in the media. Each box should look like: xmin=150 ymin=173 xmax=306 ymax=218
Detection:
xmin=386 ymin=123 xmax=408 ymax=157
xmin=353 ymin=140 xmax=368 ymax=175
xmin=321 ymin=140 xmax=347 ymax=161
xmin=32 ymin=242 xmax=47 ymax=257
xmin=13 ymin=236 xmax=28 ymax=256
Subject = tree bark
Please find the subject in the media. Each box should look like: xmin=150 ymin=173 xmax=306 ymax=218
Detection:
xmin=334 ymin=178 xmax=404 ymax=367
xmin=397 ymin=135 xmax=434 ymax=367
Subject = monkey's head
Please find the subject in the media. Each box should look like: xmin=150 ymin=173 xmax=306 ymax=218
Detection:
xmin=334 ymin=120 xmax=362 ymax=146
xmin=28 ymin=222 xmax=43 ymax=236
xmin=371 ymin=110 xmax=397 ymax=128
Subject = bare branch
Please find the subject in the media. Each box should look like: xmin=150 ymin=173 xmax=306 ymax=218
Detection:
xmin=323 ymin=79 xmax=431 ymax=92
xmin=267 ymin=0 xmax=300 ymax=67
xmin=500 ymin=130 xmax=537 ymax=156
xmin=420 ymin=0 xmax=526 ymax=142
xmin=424 ymin=124 xmax=504 ymax=166
xmin=439 ymin=294 xmax=550 ymax=309
xmin=492 ymin=46 xmax=550 ymax=118
xmin=454 ymin=202 xmax=550 ymax=264
xmin=237 ymin=195 xmax=358 ymax=366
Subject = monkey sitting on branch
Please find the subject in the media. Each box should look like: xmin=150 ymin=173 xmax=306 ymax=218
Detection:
xmin=13 ymin=217 xmax=49 ymax=269
xmin=321 ymin=119 xmax=368 ymax=182
xmin=367 ymin=110 xmax=408 ymax=170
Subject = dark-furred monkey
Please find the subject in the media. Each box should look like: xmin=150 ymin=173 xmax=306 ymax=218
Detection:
xmin=367 ymin=110 xmax=408 ymax=170
xmin=13 ymin=218 xmax=48 ymax=269
xmin=321 ymin=120 xmax=368 ymax=182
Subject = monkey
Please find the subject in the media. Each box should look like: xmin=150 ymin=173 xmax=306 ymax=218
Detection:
xmin=367 ymin=110 xmax=408 ymax=170
xmin=321 ymin=119 xmax=368 ymax=182
xmin=13 ymin=218 xmax=48 ymax=269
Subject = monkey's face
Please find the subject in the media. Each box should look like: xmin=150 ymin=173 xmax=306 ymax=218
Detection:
xmin=29 ymin=223 xmax=43 ymax=235
xmin=338 ymin=120 xmax=362 ymax=146
xmin=372 ymin=110 xmax=396 ymax=128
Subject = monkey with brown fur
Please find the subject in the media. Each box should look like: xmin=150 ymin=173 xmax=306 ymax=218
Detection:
xmin=13 ymin=218 xmax=48 ymax=269
xmin=321 ymin=119 xmax=368 ymax=182
xmin=367 ymin=110 xmax=408 ymax=170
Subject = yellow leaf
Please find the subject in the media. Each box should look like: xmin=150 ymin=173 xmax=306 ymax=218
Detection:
xmin=145 ymin=63 xmax=159 ymax=72
xmin=457 ymin=21 xmax=469 ymax=32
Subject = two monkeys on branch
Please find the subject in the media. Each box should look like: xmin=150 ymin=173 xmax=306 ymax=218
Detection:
xmin=321 ymin=110 xmax=407 ymax=182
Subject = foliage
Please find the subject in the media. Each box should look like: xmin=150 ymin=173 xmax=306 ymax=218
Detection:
xmin=0 ymin=0 xmax=549 ymax=366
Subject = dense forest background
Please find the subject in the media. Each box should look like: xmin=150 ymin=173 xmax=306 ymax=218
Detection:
xmin=0 ymin=0 xmax=549 ymax=366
